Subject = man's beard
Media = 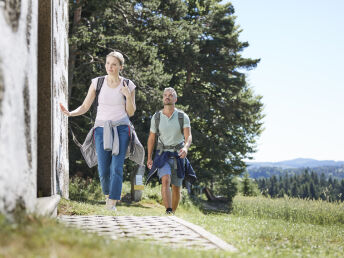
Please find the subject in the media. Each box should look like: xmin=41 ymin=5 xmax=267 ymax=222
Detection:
xmin=164 ymin=99 xmax=173 ymax=105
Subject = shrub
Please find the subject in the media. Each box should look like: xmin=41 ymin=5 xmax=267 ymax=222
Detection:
xmin=69 ymin=176 xmax=103 ymax=201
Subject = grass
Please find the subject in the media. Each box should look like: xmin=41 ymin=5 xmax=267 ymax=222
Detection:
xmin=179 ymin=209 xmax=344 ymax=258
xmin=231 ymin=194 xmax=344 ymax=225
xmin=1 ymin=180 xmax=344 ymax=257
xmin=0 ymin=214 xmax=218 ymax=258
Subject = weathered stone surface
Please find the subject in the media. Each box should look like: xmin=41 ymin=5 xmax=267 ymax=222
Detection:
xmin=2 ymin=0 xmax=21 ymax=32
xmin=0 ymin=65 xmax=4 ymax=117
xmin=0 ymin=0 xmax=38 ymax=216
xmin=23 ymin=76 xmax=32 ymax=169
xmin=26 ymin=0 xmax=32 ymax=48
xmin=52 ymin=0 xmax=69 ymax=199
xmin=0 ymin=0 xmax=69 ymax=216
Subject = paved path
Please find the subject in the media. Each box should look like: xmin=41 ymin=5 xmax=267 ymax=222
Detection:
xmin=58 ymin=215 xmax=237 ymax=252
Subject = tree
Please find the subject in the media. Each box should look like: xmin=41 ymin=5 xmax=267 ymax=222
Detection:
xmin=291 ymin=182 xmax=298 ymax=197
xmin=68 ymin=0 xmax=264 ymax=201
xmin=309 ymin=182 xmax=317 ymax=199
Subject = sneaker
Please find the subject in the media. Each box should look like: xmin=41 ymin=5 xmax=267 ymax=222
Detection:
xmin=165 ymin=208 xmax=174 ymax=215
xmin=107 ymin=205 xmax=117 ymax=212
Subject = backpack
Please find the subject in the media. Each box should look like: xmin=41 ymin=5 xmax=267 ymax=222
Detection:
xmin=91 ymin=76 xmax=130 ymax=121
xmin=154 ymin=110 xmax=184 ymax=145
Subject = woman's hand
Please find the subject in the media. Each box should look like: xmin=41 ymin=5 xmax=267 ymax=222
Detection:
xmin=59 ymin=103 xmax=71 ymax=117
xmin=120 ymin=81 xmax=131 ymax=98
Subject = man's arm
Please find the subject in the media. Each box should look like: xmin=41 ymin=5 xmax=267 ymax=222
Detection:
xmin=147 ymin=132 xmax=156 ymax=169
xmin=178 ymin=127 xmax=192 ymax=158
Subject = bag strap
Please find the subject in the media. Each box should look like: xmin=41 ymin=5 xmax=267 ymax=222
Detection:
xmin=69 ymin=125 xmax=82 ymax=148
xmin=92 ymin=76 xmax=130 ymax=120
xmin=154 ymin=110 xmax=161 ymax=137
xmin=91 ymin=76 xmax=105 ymax=121
xmin=154 ymin=110 xmax=184 ymax=147
xmin=123 ymin=78 xmax=130 ymax=102
xmin=178 ymin=111 xmax=184 ymax=135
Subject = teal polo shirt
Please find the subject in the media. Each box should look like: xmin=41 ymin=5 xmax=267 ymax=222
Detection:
xmin=150 ymin=109 xmax=191 ymax=148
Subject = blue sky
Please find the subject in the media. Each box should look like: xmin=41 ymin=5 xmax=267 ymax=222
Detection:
xmin=224 ymin=0 xmax=344 ymax=162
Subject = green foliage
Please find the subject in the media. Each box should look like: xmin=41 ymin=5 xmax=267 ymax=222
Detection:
xmin=248 ymin=164 xmax=344 ymax=179
xmin=68 ymin=0 xmax=264 ymax=201
xmin=214 ymin=174 xmax=238 ymax=207
xmin=256 ymin=170 xmax=344 ymax=202
xmin=240 ymin=172 xmax=260 ymax=196
xmin=69 ymin=176 xmax=103 ymax=201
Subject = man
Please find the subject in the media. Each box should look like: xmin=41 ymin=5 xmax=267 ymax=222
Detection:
xmin=147 ymin=88 xmax=192 ymax=214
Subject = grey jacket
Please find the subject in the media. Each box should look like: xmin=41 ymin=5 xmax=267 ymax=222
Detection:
xmin=79 ymin=117 xmax=145 ymax=168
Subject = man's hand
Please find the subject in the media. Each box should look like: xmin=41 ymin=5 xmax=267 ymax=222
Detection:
xmin=147 ymin=158 xmax=153 ymax=169
xmin=178 ymin=147 xmax=188 ymax=159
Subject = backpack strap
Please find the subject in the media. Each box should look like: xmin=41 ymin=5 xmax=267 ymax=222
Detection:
xmin=92 ymin=76 xmax=131 ymax=121
xmin=97 ymin=76 xmax=105 ymax=93
xmin=154 ymin=111 xmax=161 ymax=138
xmin=91 ymin=76 xmax=105 ymax=121
xmin=123 ymin=78 xmax=130 ymax=102
xmin=154 ymin=110 xmax=184 ymax=149
xmin=177 ymin=111 xmax=184 ymax=135
xmin=155 ymin=110 xmax=184 ymax=137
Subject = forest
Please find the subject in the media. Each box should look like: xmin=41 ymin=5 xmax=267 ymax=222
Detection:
xmin=254 ymin=170 xmax=344 ymax=202
xmin=68 ymin=0 xmax=264 ymax=201
xmin=247 ymin=165 xmax=344 ymax=179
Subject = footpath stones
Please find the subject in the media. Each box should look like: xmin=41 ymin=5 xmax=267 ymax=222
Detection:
xmin=58 ymin=215 xmax=237 ymax=252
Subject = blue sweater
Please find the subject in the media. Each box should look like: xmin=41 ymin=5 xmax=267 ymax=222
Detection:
xmin=146 ymin=151 xmax=197 ymax=184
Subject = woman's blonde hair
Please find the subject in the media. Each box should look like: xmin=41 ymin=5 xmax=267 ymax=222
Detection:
xmin=107 ymin=51 xmax=125 ymax=66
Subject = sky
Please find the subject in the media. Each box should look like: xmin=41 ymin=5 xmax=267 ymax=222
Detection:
xmin=222 ymin=0 xmax=344 ymax=162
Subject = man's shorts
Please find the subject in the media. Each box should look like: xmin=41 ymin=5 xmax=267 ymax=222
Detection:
xmin=157 ymin=158 xmax=183 ymax=187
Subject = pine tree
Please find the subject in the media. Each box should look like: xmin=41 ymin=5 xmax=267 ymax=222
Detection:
xmin=68 ymin=1 xmax=264 ymax=200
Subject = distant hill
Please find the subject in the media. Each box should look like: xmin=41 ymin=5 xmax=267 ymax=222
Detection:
xmin=246 ymin=158 xmax=344 ymax=179
xmin=247 ymin=158 xmax=344 ymax=169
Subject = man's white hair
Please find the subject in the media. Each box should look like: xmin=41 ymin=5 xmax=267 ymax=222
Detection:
xmin=164 ymin=87 xmax=177 ymax=99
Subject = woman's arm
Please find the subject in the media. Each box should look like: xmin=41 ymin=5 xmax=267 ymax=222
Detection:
xmin=121 ymin=82 xmax=136 ymax=117
xmin=60 ymin=83 xmax=96 ymax=117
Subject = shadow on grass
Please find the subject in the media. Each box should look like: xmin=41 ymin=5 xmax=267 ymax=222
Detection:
xmin=69 ymin=198 xmax=105 ymax=205
xmin=188 ymin=196 xmax=231 ymax=215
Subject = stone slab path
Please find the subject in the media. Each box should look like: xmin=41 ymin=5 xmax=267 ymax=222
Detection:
xmin=58 ymin=215 xmax=237 ymax=252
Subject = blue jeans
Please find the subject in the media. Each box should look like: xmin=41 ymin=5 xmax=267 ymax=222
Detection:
xmin=94 ymin=125 xmax=129 ymax=200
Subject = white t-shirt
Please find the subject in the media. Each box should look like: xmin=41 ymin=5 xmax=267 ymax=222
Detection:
xmin=91 ymin=75 xmax=136 ymax=121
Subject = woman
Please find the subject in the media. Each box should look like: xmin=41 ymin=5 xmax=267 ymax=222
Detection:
xmin=60 ymin=51 xmax=143 ymax=211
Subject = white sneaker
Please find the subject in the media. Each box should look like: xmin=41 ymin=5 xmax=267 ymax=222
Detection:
xmin=106 ymin=199 xmax=117 ymax=211
xmin=107 ymin=205 xmax=117 ymax=212
xmin=105 ymin=195 xmax=109 ymax=205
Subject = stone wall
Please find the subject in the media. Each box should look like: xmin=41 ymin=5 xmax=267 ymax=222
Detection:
xmin=52 ymin=0 xmax=69 ymax=198
xmin=0 ymin=0 xmax=38 ymax=215
xmin=0 ymin=0 xmax=69 ymax=216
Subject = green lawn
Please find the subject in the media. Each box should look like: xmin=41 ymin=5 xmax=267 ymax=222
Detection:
xmin=1 ymin=181 xmax=344 ymax=257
